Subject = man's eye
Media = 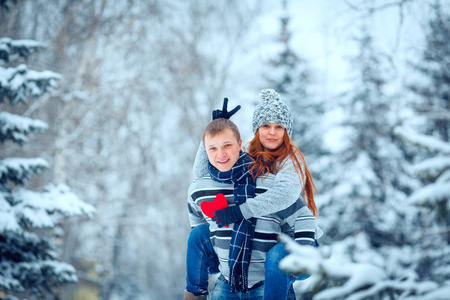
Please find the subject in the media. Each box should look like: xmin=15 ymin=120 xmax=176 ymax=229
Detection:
xmin=209 ymin=147 xmax=216 ymax=151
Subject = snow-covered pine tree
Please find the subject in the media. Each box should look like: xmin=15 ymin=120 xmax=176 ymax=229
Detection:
xmin=394 ymin=2 xmax=450 ymax=282
xmin=394 ymin=126 xmax=450 ymax=280
xmin=318 ymin=26 xmax=417 ymax=245
xmin=0 ymin=37 xmax=95 ymax=299
xmin=313 ymin=28 xmax=393 ymax=245
xmin=408 ymin=2 xmax=450 ymax=144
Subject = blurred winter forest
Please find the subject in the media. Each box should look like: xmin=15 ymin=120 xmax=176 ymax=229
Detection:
xmin=1 ymin=0 xmax=449 ymax=299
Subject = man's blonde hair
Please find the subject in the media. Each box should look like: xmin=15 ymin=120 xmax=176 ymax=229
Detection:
xmin=202 ymin=118 xmax=241 ymax=146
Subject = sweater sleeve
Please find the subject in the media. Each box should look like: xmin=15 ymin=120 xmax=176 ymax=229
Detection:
xmin=192 ymin=141 xmax=210 ymax=180
xmin=240 ymin=154 xmax=305 ymax=219
xmin=187 ymin=187 xmax=207 ymax=228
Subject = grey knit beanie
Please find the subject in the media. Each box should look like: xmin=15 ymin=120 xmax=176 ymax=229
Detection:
xmin=252 ymin=89 xmax=293 ymax=136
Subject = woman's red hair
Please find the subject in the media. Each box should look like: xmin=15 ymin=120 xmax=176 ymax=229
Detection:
xmin=246 ymin=129 xmax=318 ymax=216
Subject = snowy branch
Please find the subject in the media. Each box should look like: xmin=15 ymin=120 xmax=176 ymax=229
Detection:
xmin=0 ymin=111 xmax=48 ymax=145
xmin=0 ymin=184 xmax=96 ymax=232
xmin=279 ymin=233 xmax=450 ymax=300
xmin=0 ymin=37 xmax=46 ymax=64
xmin=413 ymin=156 xmax=450 ymax=179
xmin=0 ymin=157 xmax=49 ymax=185
xmin=278 ymin=233 xmax=387 ymax=299
xmin=393 ymin=126 xmax=450 ymax=154
xmin=408 ymin=182 xmax=450 ymax=206
xmin=0 ymin=64 xmax=61 ymax=105
xmin=0 ymin=257 xmax=78 ymax=294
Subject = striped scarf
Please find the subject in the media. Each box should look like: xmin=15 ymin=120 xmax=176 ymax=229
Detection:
xmin=208 ymin=151 xmax=257 ymax=293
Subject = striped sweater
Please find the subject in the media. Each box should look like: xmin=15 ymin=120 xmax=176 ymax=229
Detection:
xmin=187 ymin=174 xmax=316 ymax=288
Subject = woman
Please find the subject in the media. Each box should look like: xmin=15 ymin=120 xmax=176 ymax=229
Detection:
xmin=186 ymin=89 xmax=319 ymax=299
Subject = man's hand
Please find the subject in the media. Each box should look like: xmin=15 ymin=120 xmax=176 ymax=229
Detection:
xmin=212 ymin=98 xmax=241 ymax=120
xmin=212 ymin=205 xmax=244 ymax=228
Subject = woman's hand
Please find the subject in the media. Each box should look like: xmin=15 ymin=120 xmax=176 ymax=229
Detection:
xmin=212 ymin=205 xmax=244 ymax=228
xmin=212 ymin=98 xmax=241 ymax=120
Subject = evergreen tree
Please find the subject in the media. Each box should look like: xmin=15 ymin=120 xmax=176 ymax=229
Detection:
xmin=408 ymin=2 xmax=450 ymax=142
xmin=396 ymin=2 xmax=450 ymax=282
xmin=0 ymin=38 xmax=95 ymax=299
xmin=319 ymin=27 xmax=416 ymax=245
xmin=394 ymin=126 xmax=450 ymax=281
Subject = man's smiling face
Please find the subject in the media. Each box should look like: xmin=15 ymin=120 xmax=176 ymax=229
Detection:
xmin=204 ymin=128 xmax=242 ymax=172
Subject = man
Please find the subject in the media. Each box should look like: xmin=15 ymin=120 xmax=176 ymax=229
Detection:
xmin=185 ymin=118 xmax=316 ymax=300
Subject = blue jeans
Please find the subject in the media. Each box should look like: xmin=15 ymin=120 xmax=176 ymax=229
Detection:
xmin=185 ymin=224 xmax=219 ymax=295
xmin=264 ymin=242 xmax=309 ymax=300
xmin=211 ymin=275 xmax=264 ymax=300
xmin=265 ymin=240 xmax=319 ymax=299
xmin=185 ymin=224 xmax=309 ymax=298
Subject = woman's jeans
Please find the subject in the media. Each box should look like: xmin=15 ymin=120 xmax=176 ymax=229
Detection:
xmin=185 ymin=224 xmax=309 ymax=299
xmin=264 ymin=242 xmax=309 ymax=300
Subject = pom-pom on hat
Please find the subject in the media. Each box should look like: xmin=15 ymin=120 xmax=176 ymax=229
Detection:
xmin=252 ymin=89 xmax=293 ymax=136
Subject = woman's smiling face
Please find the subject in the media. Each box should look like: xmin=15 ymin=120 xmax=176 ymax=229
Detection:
xmin=258 ymin=123 xmax=285 ymax=150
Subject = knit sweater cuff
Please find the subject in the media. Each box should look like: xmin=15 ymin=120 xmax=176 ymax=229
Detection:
xmin=239 ymin=202 xmax=253 ymax=219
